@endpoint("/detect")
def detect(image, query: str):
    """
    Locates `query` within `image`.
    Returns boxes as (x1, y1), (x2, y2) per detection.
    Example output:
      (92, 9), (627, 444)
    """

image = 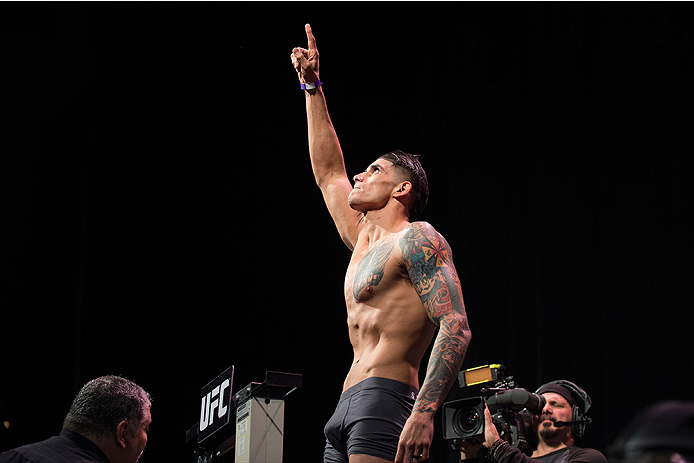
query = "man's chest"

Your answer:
(345, 236), (409, 302)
